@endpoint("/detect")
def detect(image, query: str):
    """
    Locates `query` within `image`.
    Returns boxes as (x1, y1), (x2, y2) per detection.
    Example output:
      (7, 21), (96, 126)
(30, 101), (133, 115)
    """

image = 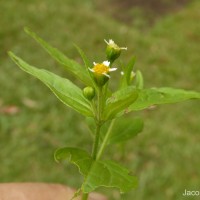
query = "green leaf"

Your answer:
(82, 160), (138, 193)
(24, 27), (93, 86)
(130, 87), (200, 111)
(9, 52), (93, 117)
(104, 87), (138, 120)
(55, 148), (137, 193)
(120, 57), (136, 88)
(135, 70), (144, 89)
(54, 147), (93, 176)
(126, 57), (136, 85)
(74, 44), (91, 69)
(74, 44), (97, 89)
(107, 118), (144, 144)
